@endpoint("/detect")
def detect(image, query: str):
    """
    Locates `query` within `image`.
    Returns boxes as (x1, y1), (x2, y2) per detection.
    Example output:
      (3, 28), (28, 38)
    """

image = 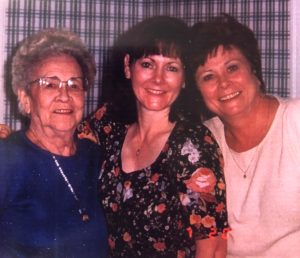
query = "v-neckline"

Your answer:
(120, 121), (179, 174)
